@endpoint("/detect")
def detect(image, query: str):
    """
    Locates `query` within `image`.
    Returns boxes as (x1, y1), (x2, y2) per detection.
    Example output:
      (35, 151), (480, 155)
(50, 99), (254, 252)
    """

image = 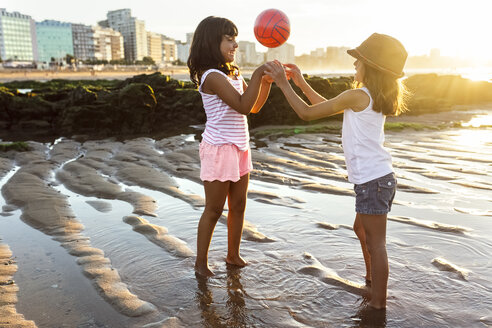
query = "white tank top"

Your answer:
(199, 69), (249, 151)
(342, 87), (393, 184)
